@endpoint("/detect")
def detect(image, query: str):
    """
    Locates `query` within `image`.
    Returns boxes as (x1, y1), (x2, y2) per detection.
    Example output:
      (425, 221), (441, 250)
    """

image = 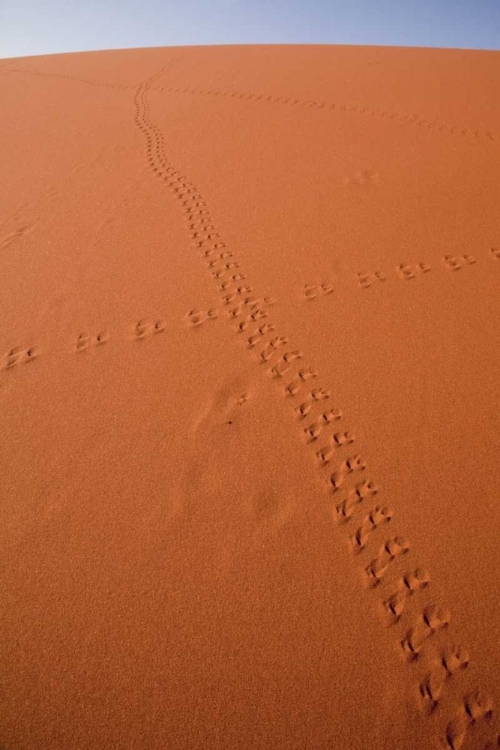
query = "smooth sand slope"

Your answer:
(1, 44), (499, 750)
